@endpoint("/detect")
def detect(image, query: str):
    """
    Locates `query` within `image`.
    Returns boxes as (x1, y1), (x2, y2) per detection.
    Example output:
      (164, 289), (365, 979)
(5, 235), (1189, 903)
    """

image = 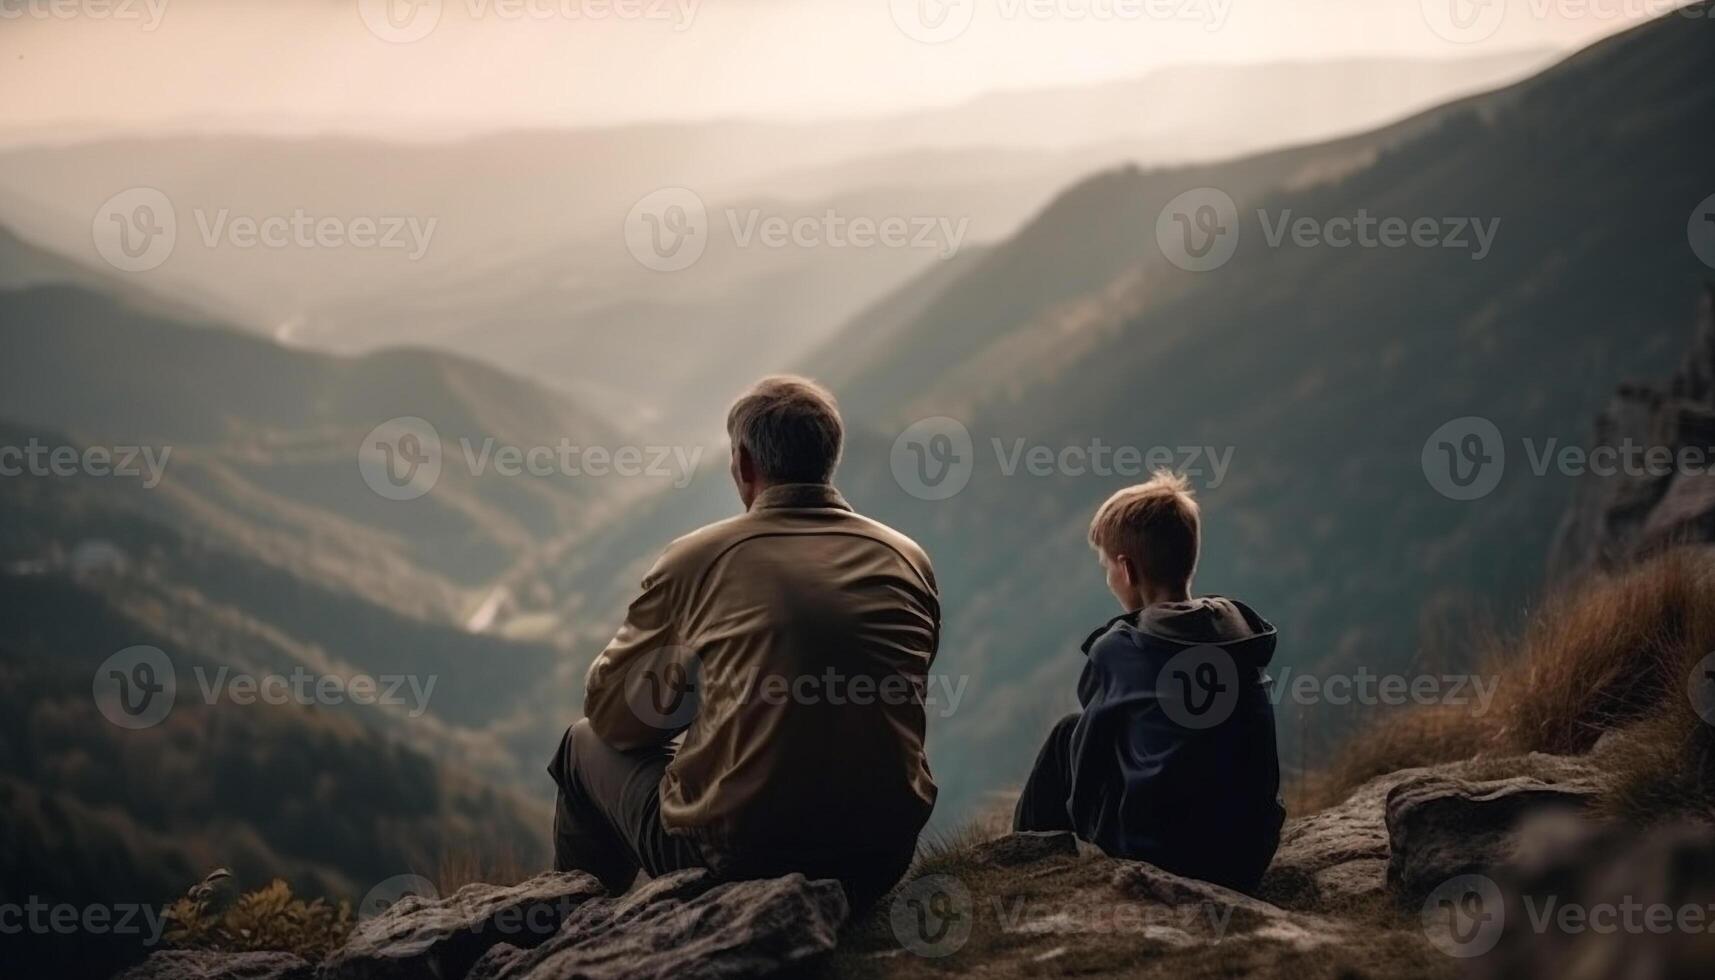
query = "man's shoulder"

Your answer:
(841, 511), (934, 571)
(653, 508), (936, 589)
(652, 513), (753, 576)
